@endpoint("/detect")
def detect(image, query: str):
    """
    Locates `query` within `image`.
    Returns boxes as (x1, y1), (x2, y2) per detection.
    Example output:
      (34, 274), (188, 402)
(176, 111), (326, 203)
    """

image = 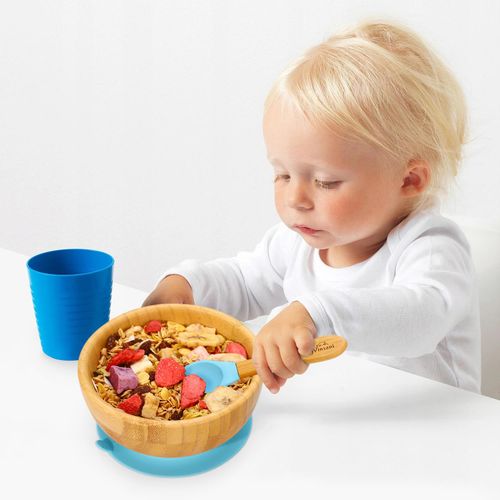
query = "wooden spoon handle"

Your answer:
(236, 335), (348, 379)
(237, 359), (258, 379)
(301, 335), (348, 364)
